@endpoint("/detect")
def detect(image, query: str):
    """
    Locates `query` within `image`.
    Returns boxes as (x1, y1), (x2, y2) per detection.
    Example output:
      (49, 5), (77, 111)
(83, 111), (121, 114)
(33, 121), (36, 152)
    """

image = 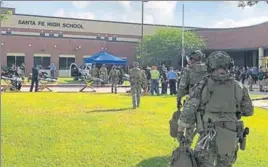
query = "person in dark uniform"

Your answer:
(160, 68), (168, 94)
(30, 65), (40, 92)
